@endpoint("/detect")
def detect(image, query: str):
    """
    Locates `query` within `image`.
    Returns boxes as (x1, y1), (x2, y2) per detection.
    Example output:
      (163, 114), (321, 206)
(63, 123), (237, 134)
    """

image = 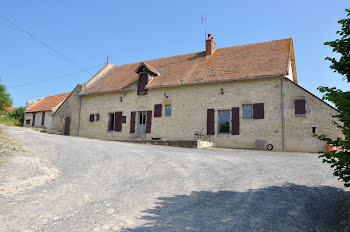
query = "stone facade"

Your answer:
(283, 79), (342, 152)
(24, 111), (53, 129)
(52, 84), (82, 136)
(73, 76), (341, 152)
